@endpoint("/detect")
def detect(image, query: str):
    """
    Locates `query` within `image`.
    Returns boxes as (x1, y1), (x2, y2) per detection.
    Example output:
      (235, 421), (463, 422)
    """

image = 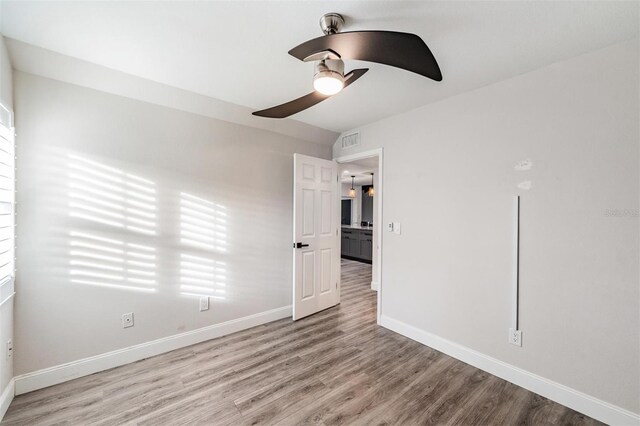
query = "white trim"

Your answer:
(14, 305), (292, 395)
(0, 378), (14, 421)
(380, 315), (640, 426)
(334, 148), (383, 164)
(370, 281), (379, 291)
(335, 148), (384, 325)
